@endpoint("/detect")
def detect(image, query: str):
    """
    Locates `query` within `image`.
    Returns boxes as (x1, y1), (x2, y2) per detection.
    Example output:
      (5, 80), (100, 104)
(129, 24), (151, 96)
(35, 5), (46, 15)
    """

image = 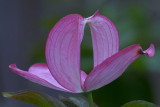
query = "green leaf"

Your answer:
(59, 95), (98, 107)
(2, 90), (66, 107)
(122, 100), (159, 107)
